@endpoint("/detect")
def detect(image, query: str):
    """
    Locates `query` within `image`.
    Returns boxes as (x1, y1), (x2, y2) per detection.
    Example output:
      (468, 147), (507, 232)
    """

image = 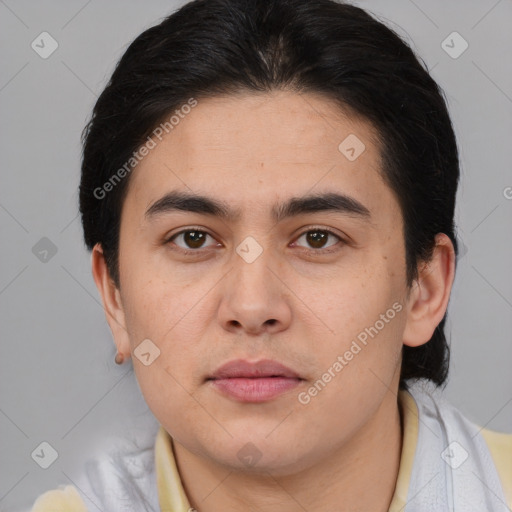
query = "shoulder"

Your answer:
(480, 427), (512, 506)
(30, 485), (88, 512)
(405, 383), (512, 509)
(481, 426), (512, 463)
(29, 416), (161, 511)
